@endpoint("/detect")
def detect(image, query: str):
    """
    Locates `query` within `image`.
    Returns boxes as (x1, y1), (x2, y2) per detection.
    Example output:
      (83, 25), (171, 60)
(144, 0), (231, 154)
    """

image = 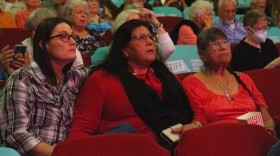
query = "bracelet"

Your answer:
(266, 127), (276, 137)
(154, 23), (163, 30)
(193, 121), (203, 127)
